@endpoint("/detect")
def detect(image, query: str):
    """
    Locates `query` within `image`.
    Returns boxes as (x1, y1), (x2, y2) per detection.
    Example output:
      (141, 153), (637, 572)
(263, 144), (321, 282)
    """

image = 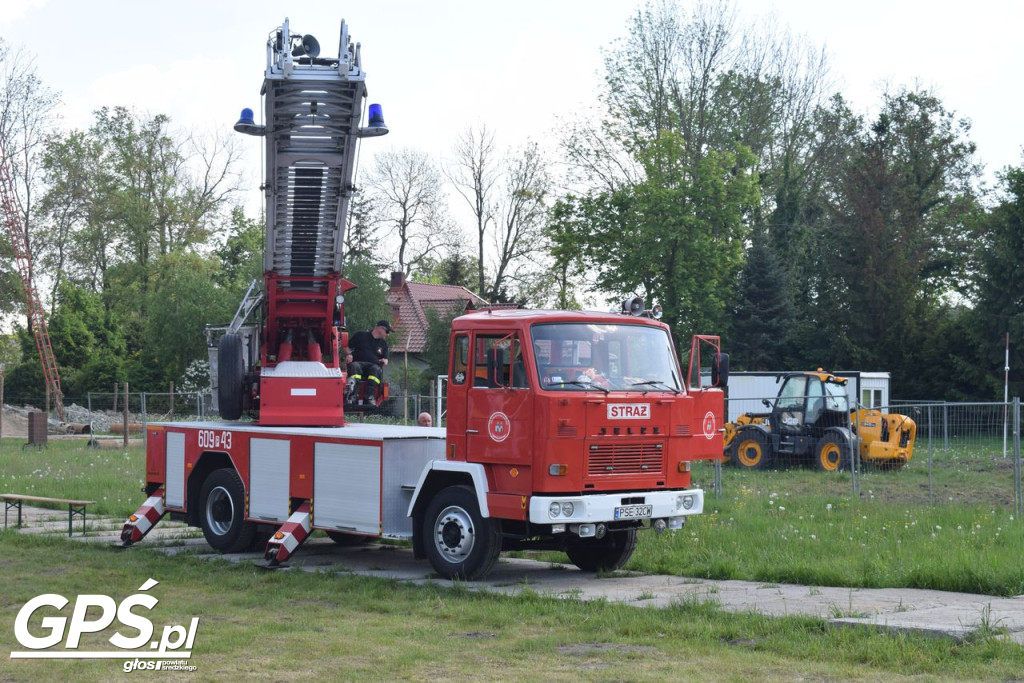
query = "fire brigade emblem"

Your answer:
(487, 412), (511, 442)
(702, 411), (716, 440)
